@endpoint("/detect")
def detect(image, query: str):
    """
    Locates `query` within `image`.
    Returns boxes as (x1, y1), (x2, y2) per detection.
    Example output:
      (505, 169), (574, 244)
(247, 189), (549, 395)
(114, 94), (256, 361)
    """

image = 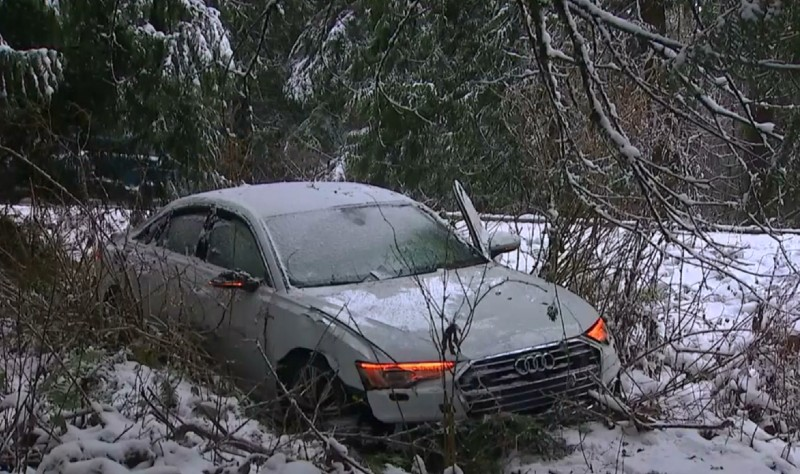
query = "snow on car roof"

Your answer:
(185, 181), (415, 217)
